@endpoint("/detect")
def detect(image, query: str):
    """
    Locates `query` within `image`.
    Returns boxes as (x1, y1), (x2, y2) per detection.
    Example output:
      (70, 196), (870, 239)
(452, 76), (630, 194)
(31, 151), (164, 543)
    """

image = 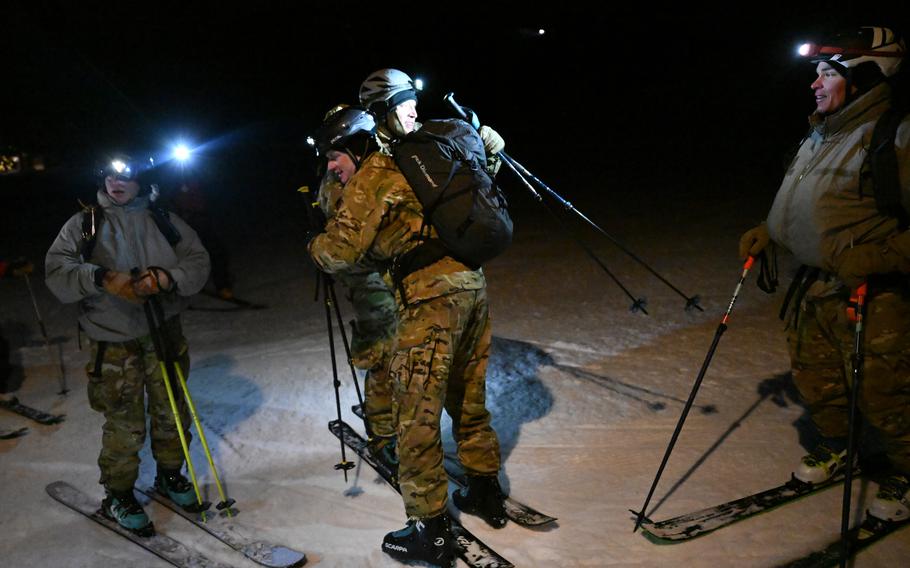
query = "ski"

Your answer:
(139, 487), (307, 568)
(637, 473), (851, 542)
(444, 455), (557, 527)
(46, 481), (232, 568)
(0, 396), (65, 425)
(329, 419), (514, 568)
(199, 290), (267, 310)
(351, 403), (556, 527)
(1, 426), (28, 439)
(781, 515), (910, 567)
